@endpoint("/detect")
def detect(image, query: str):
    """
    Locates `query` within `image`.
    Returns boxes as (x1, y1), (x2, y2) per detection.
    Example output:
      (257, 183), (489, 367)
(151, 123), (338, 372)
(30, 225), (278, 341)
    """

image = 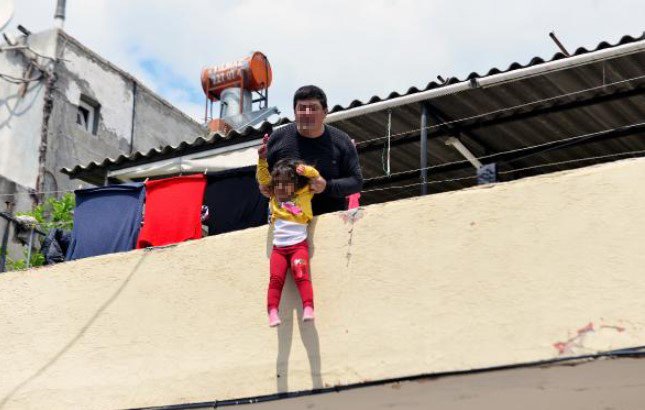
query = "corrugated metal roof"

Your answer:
(327, 32), (645, 114)
(62, 118), (290, 185)
(326, 32), (645, 205)
(64, 32), (645, 201)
